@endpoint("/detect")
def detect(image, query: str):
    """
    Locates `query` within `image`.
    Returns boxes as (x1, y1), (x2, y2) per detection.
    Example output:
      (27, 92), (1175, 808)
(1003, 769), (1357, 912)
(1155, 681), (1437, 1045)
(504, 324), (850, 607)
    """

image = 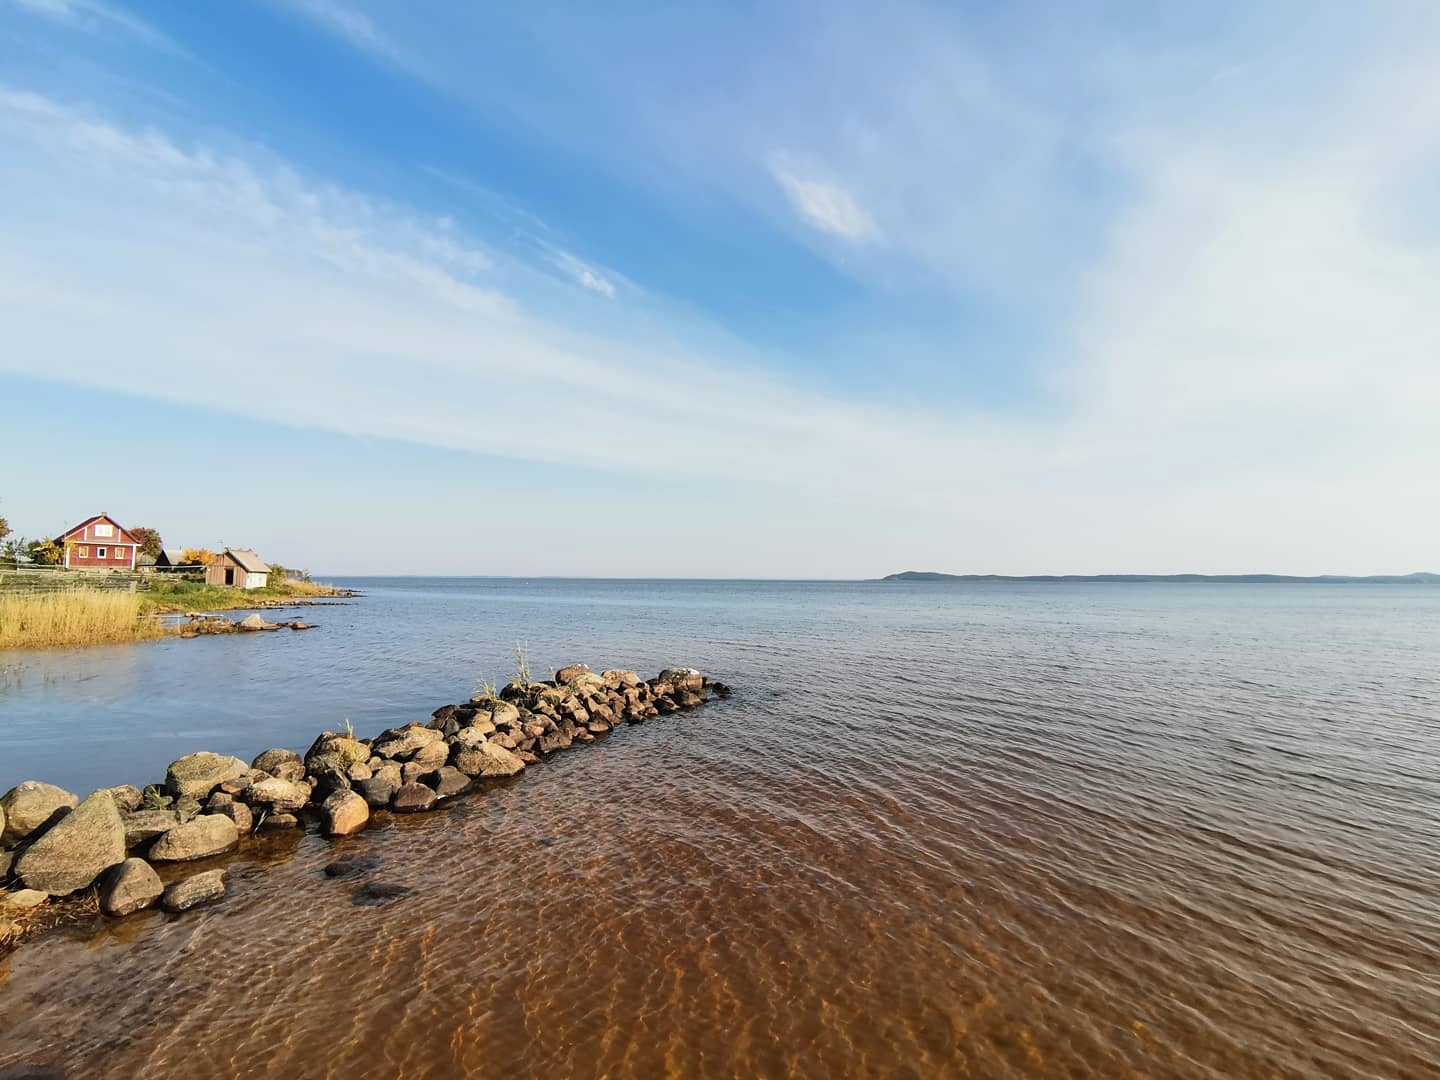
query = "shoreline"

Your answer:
(0, 664), (728, 953)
